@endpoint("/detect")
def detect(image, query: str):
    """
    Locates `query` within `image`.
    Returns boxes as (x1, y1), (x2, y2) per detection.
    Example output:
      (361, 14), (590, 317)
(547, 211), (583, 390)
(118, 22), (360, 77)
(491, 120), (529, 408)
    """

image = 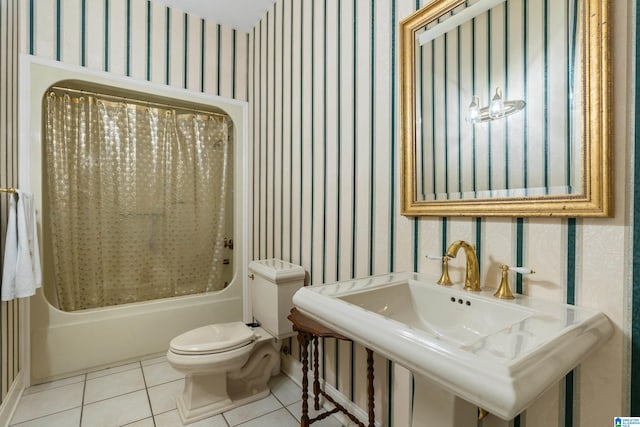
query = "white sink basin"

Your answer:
(292, 272), (613, 420)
